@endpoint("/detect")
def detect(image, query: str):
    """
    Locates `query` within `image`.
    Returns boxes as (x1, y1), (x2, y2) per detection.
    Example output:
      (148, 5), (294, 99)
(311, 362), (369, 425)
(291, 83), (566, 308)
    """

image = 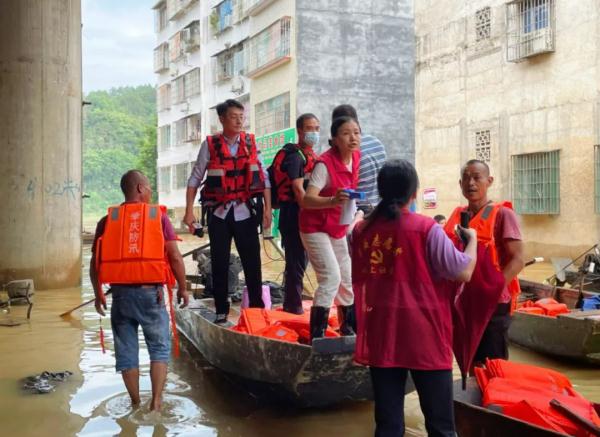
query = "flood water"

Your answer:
(0, 237), (599, 437)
